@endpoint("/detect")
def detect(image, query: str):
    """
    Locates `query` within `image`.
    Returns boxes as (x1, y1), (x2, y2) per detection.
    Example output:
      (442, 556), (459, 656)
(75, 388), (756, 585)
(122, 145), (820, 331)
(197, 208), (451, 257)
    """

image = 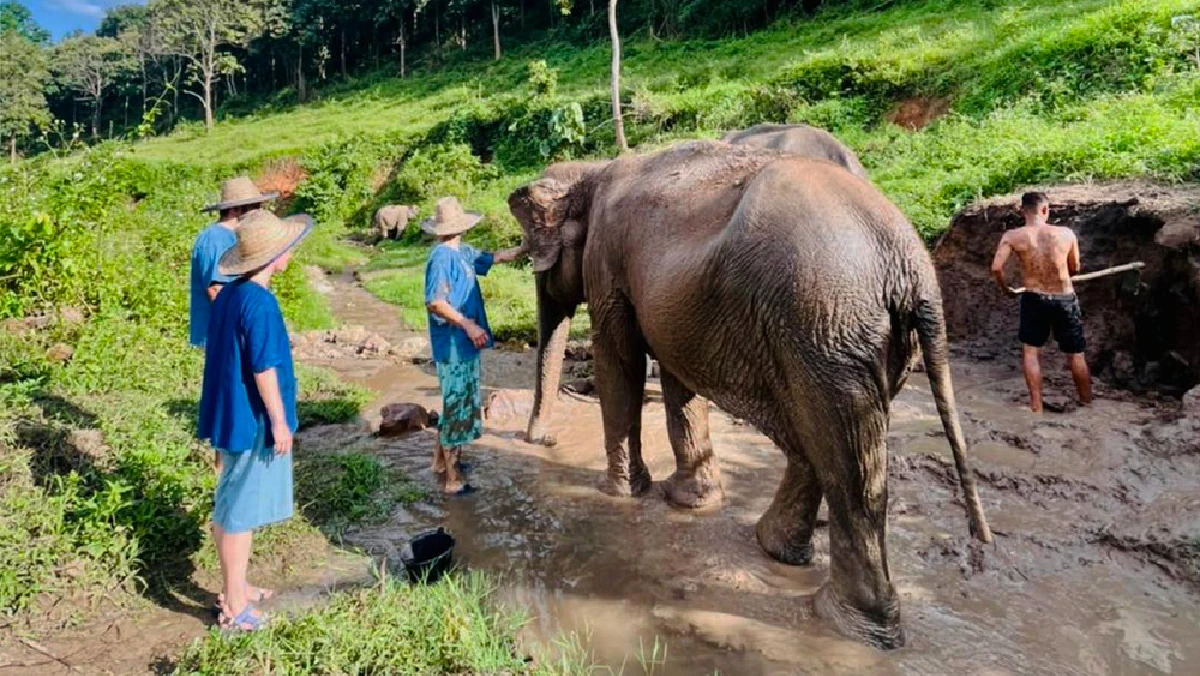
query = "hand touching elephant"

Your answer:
(508, 140), (991, 649)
